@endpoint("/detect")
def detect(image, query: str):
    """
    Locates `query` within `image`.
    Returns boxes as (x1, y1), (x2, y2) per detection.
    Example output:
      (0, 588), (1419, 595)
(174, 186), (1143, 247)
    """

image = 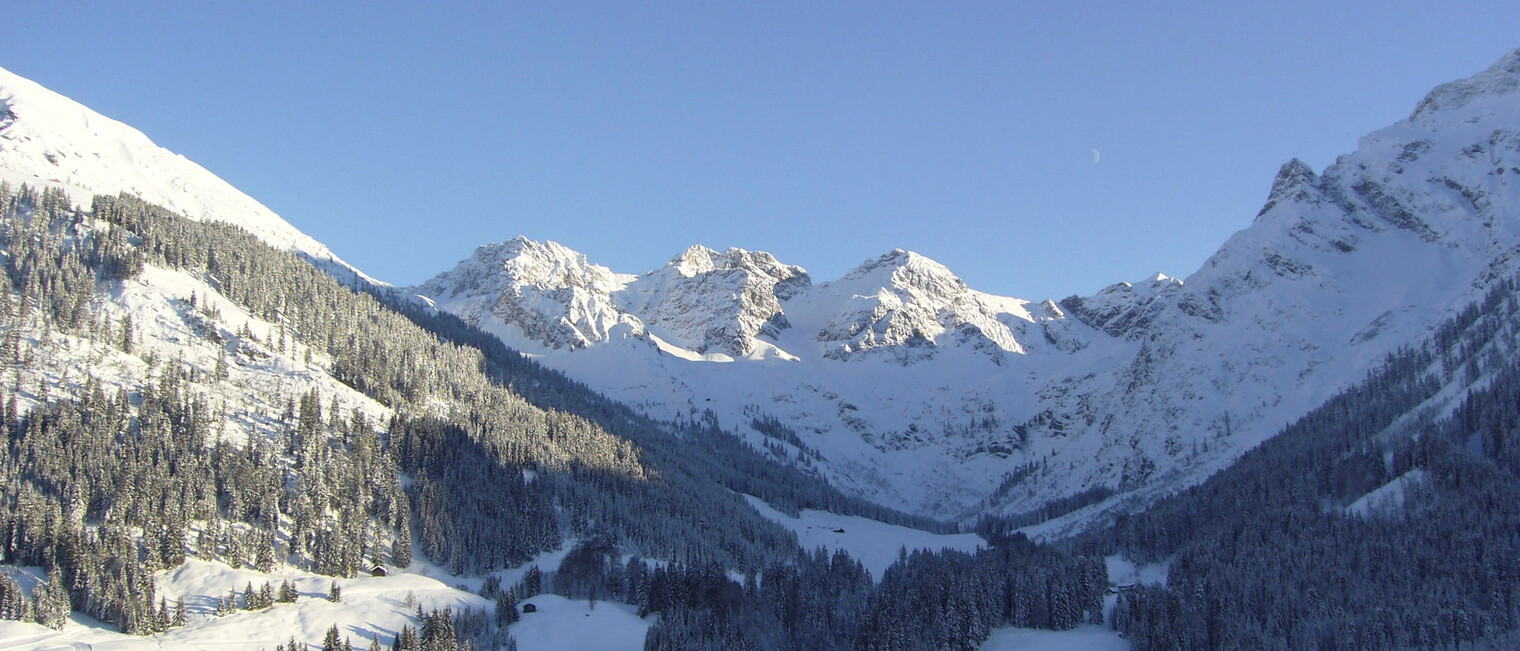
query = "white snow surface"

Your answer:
(1104, 555), (1171, 588)
(0, 559), (495, 650)
(0, 552), (653, 651)
(980, 624), (1130, 651)
(416, 48), (1520, 527)
(1345, 469), (1428, 518)
(0, 64), (373, 285)
(742, 495), (985, 580)
(509, 594), (651, 651)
